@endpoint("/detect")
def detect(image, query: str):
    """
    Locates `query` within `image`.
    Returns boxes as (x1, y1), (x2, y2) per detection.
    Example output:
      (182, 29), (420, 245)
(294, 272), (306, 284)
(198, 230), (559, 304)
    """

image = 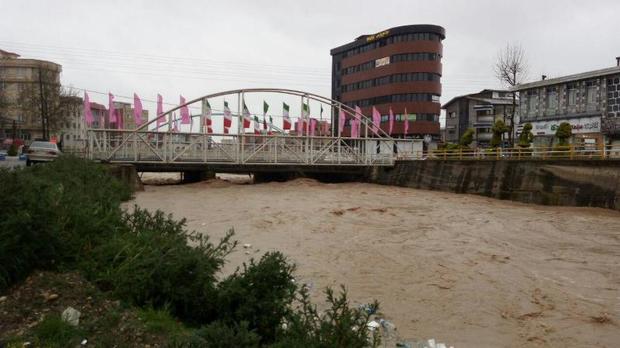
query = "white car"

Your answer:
(26, 141), (61, 165)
